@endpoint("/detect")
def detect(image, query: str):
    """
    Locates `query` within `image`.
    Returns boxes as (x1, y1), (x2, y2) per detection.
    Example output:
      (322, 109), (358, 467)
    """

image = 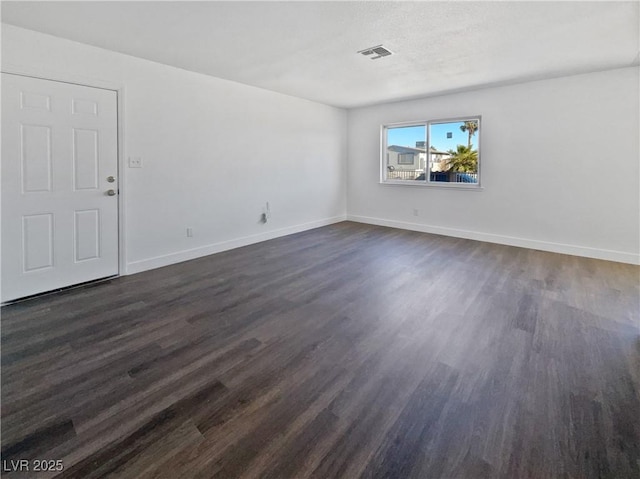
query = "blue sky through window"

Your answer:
(431, 122), (476, 151)
(387, 122), (477, 152)
(387, 125), (425, 149)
